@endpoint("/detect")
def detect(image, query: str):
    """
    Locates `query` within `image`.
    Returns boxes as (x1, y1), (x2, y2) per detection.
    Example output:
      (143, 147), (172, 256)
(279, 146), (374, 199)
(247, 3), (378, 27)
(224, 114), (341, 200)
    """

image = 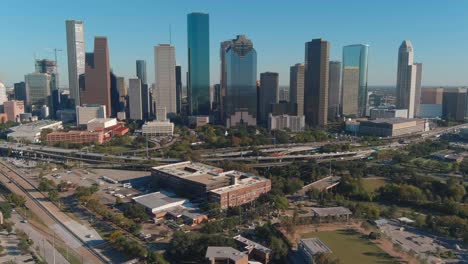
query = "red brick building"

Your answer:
(47, 131), (104, 145)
